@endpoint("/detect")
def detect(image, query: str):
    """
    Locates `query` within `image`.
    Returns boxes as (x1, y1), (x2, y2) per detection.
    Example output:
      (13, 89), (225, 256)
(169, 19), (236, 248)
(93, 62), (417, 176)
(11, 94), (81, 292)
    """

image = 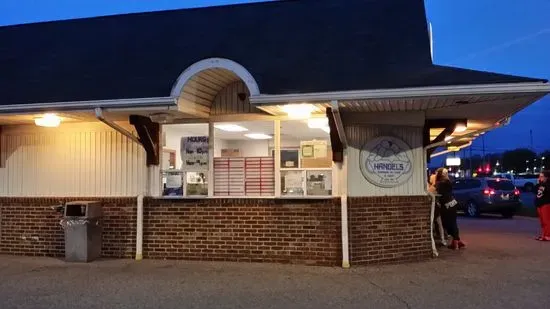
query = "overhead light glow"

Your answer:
(282, 104), (315, 119)
(444, 136), (453, 142)
(244, 133), (272, 140)
(454, 122), (467, 133)
(34, 113), (61, 128)
(307, 118), (328, 129)
(214, 124), (248, 132)
(321, 126), (330, 133)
